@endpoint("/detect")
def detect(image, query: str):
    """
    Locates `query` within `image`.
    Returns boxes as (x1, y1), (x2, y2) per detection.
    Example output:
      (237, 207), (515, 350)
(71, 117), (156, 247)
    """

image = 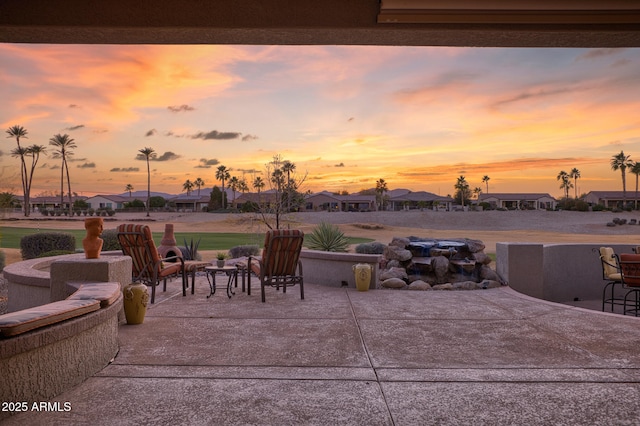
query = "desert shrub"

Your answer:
(307, 222), (349, 252)
(36, 250), (76, 258)
(355, 242), (386, 254)
(592, 204), (606, 212)
(240, 201), (259, 213)
(352, 223), (384, 230)
(574, 200), (589, 212)
(20, 232), (76, 260)
(181, 238), (202, 261)
(228, 244), (260, 258)
(124, 199), (145, 209)
(101, 229), (122, 251)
